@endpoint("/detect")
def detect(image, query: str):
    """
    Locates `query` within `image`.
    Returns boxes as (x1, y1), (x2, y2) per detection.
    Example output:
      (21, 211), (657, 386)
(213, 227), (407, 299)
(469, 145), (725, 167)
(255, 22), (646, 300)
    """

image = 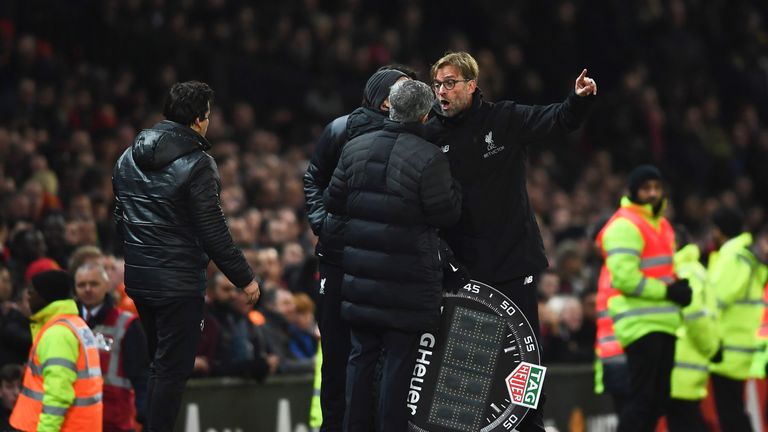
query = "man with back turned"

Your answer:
(325, 79), (462, 432)
(112, 81), (260, 431)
